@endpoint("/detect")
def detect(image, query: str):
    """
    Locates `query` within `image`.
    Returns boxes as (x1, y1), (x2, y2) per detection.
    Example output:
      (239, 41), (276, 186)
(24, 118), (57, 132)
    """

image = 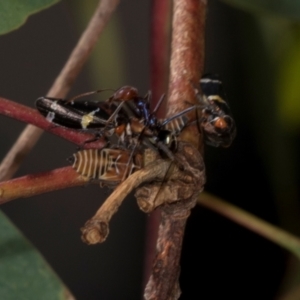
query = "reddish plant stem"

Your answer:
(167, 0), (205, 116)
(144, 207), (191, 300)
(0, 97), (105, 149)
(144, 0), (207, 299)
(143, 0), (172, 288)
(0, 0), (119, 181)
(0, 167), (85, 204)
(151, 0), (171, 108)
